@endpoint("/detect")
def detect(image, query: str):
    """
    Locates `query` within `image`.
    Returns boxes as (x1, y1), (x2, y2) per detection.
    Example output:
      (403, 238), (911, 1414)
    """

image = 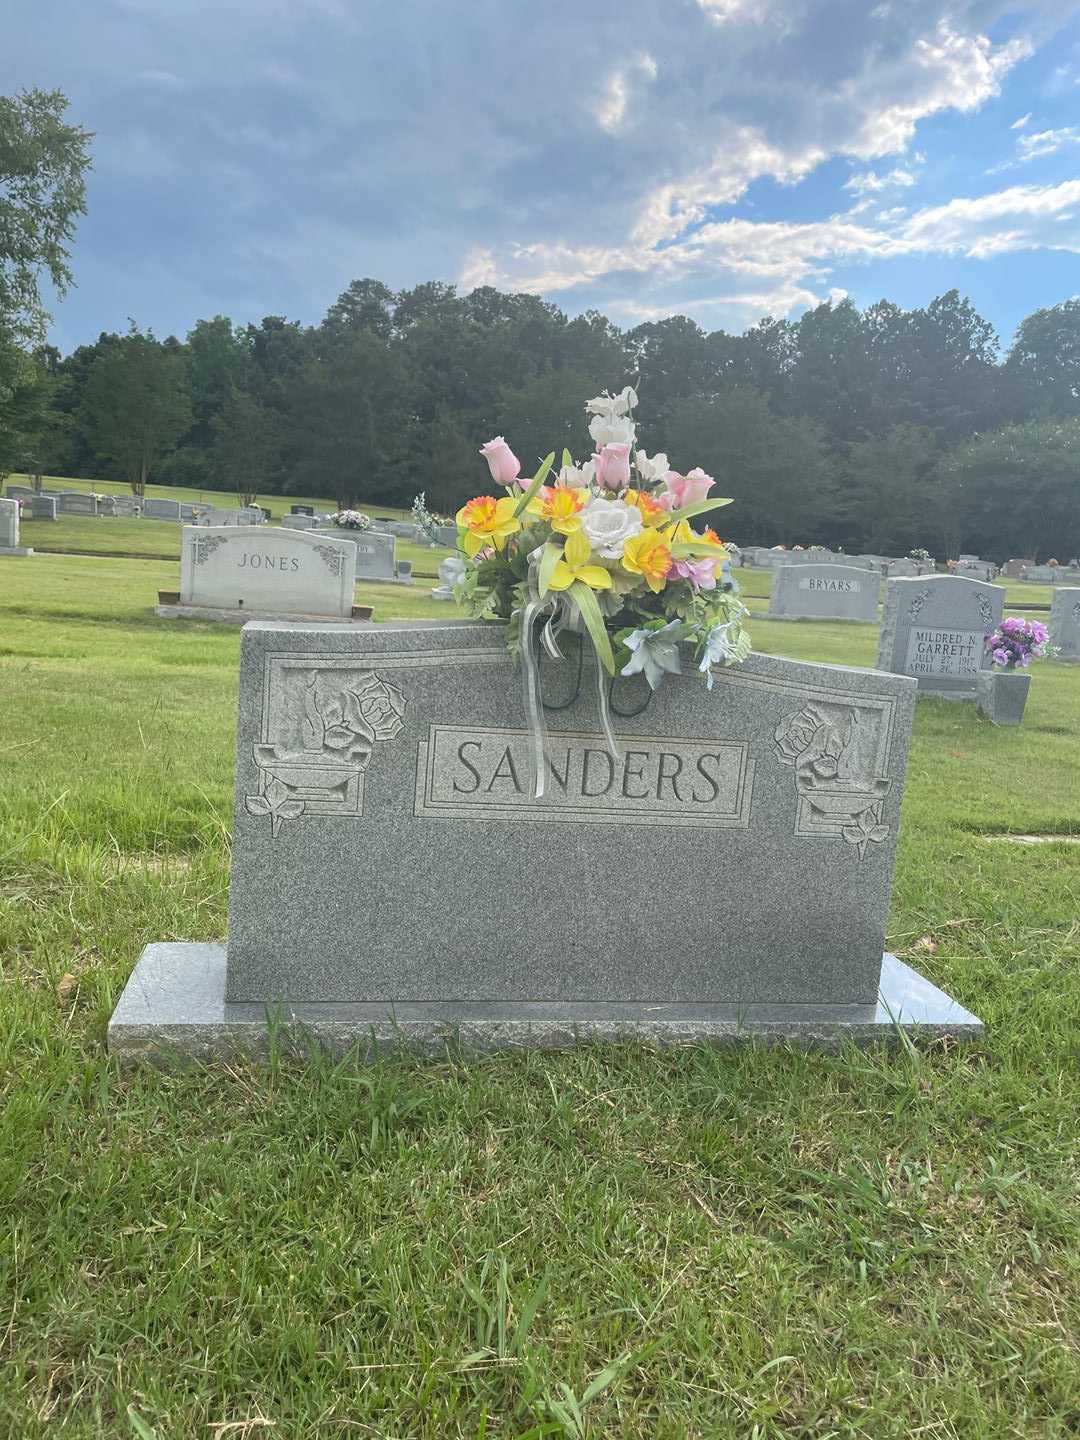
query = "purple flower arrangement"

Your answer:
(985, 616), (1051, 669)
